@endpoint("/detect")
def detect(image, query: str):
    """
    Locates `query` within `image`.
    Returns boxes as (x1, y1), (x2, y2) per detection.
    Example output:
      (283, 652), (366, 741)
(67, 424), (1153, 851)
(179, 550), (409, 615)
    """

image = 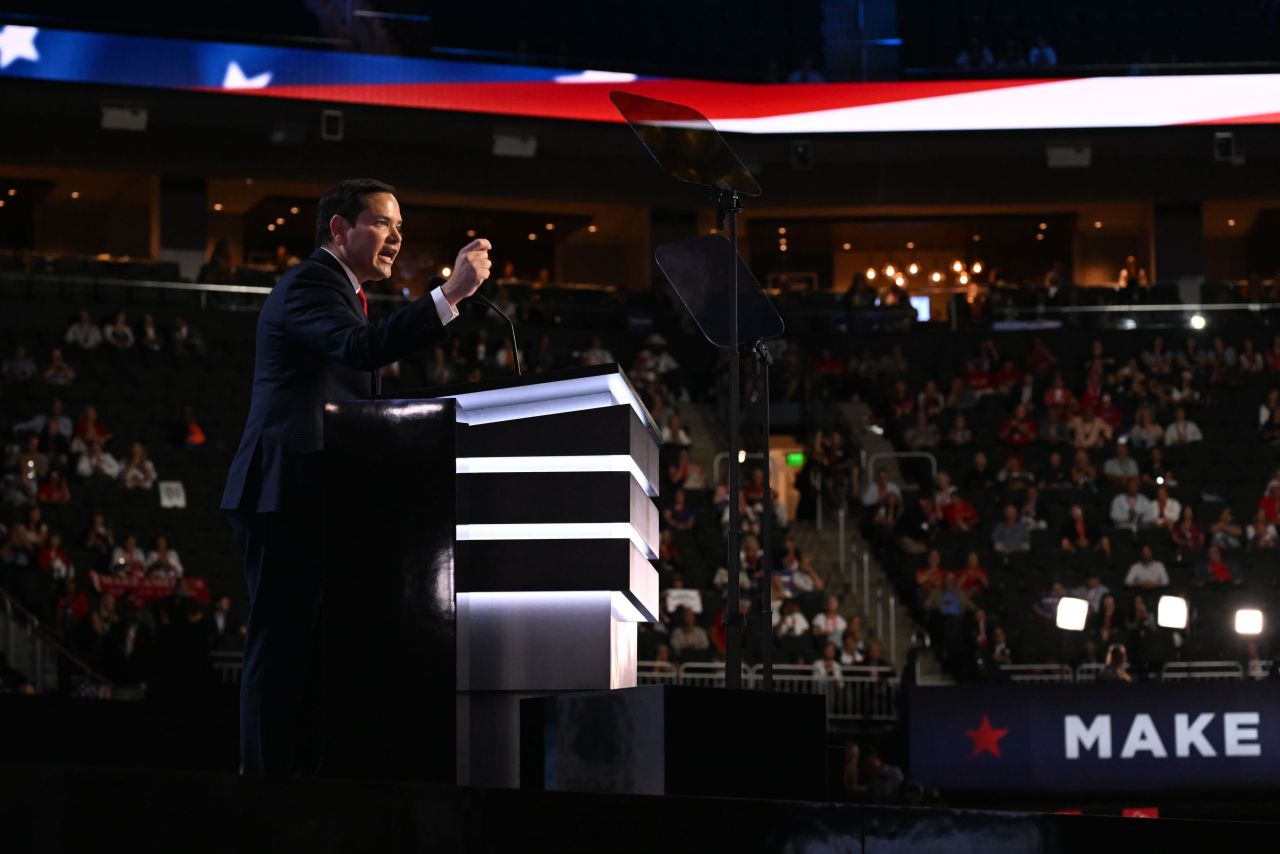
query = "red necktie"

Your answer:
(357, 288), (368, 318)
